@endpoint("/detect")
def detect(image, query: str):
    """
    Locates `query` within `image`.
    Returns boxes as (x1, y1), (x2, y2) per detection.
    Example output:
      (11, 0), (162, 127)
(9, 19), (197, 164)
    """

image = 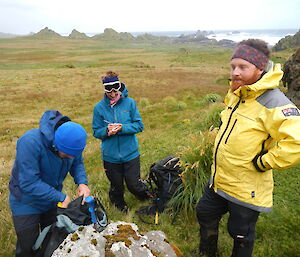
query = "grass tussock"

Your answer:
(170, 129), (218, 217)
